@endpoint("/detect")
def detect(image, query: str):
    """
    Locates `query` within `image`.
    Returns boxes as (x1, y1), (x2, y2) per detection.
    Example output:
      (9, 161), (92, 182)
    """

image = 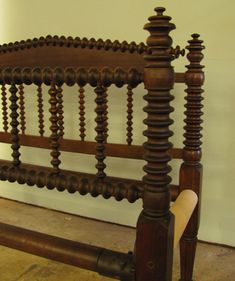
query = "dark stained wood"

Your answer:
(0, 221), (101, 271)
(1, 84), (8, 132)
(0, 132), (183, 160)
(0, 37), (185, 83)
(9, 84), (21, 166)
(57, 86), (64, 137)
(135, 8), (175, 281)
(37, 84), (44, 136)
(0, 6), (203, 281)
(18, 84), (26, 134)
(78, 87), (86, 141)
(126, 86), (133, 145)
(0, 67), (143, 88)
(103, 89), (108, 142)
(0, 159), (179, 202)
(0, 222), (134, 280)
(179, 33), (205, 281)
(94, 85), (107, 180)
(48, 84), (61, 173)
